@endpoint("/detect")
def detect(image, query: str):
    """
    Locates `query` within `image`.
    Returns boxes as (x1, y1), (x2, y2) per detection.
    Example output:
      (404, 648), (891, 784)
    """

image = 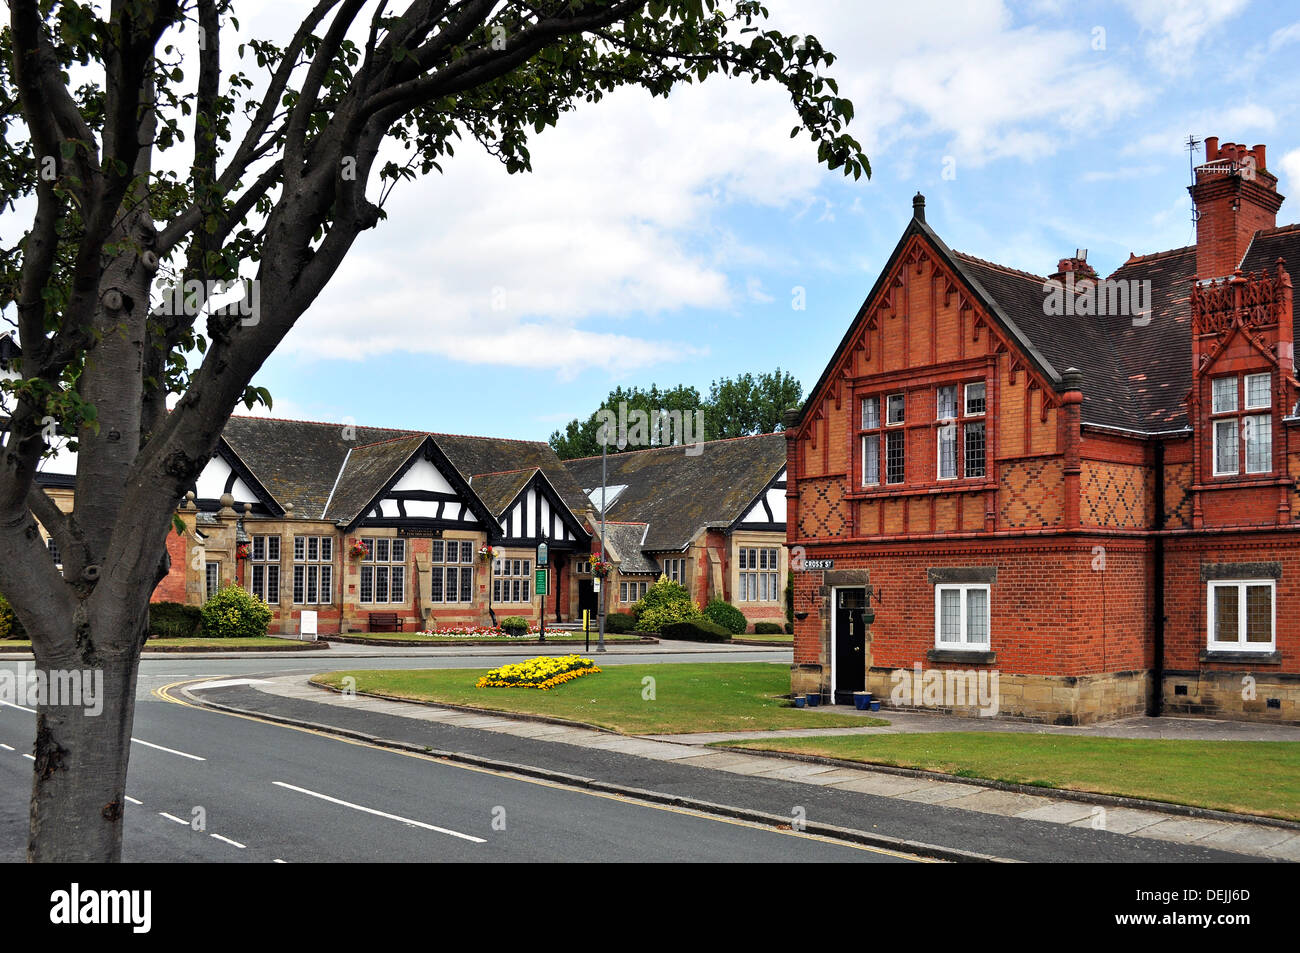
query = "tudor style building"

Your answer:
(788, 137), (1299, 725)
(565, 434), (789, 629)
